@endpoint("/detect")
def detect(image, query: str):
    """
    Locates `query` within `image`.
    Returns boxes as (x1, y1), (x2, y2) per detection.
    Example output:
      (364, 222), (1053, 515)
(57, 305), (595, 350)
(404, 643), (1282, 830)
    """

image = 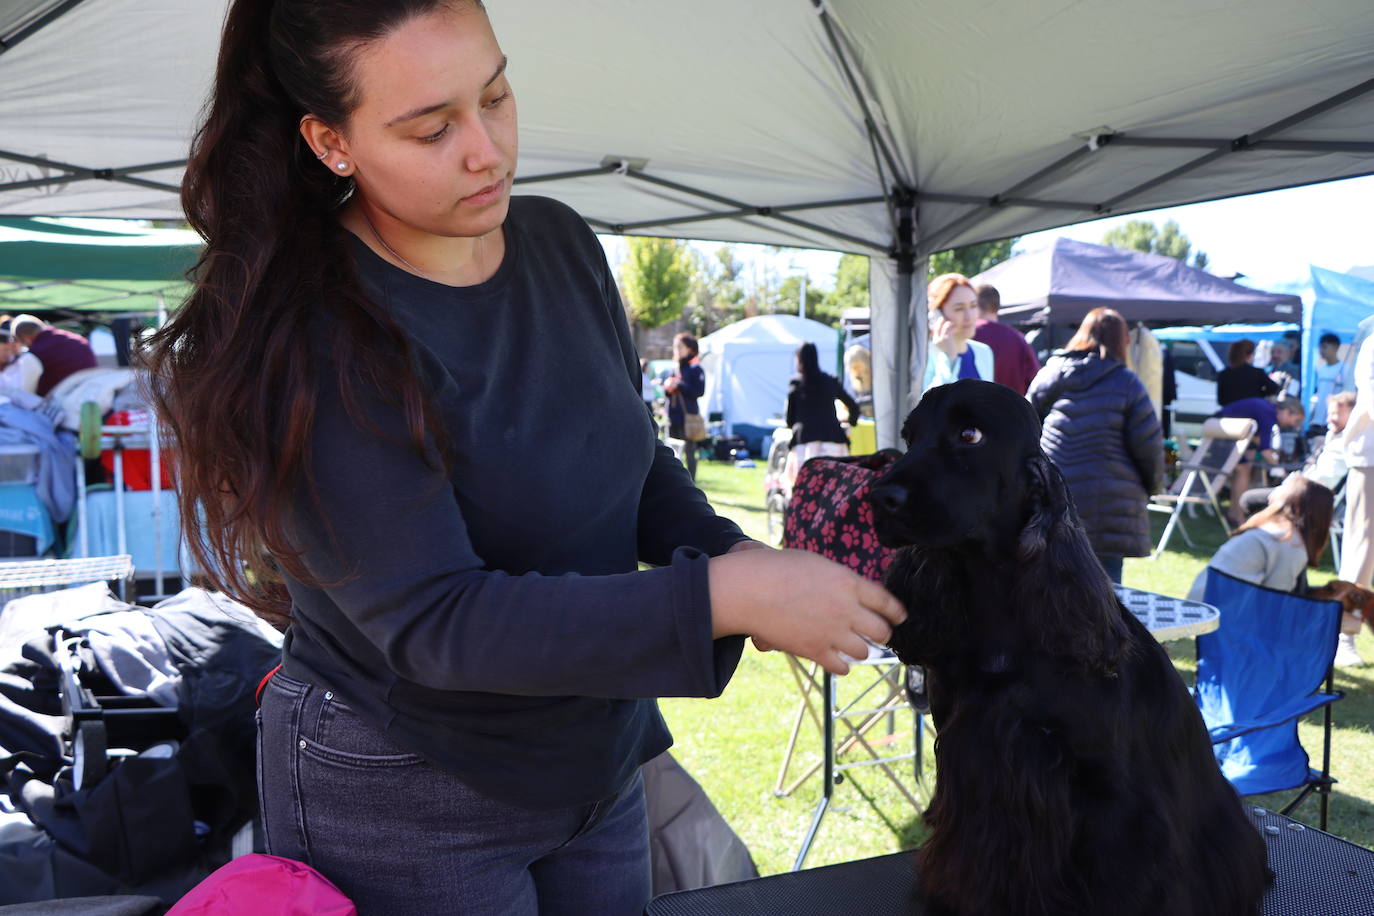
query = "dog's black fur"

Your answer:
(869, 380), (1268, 916)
